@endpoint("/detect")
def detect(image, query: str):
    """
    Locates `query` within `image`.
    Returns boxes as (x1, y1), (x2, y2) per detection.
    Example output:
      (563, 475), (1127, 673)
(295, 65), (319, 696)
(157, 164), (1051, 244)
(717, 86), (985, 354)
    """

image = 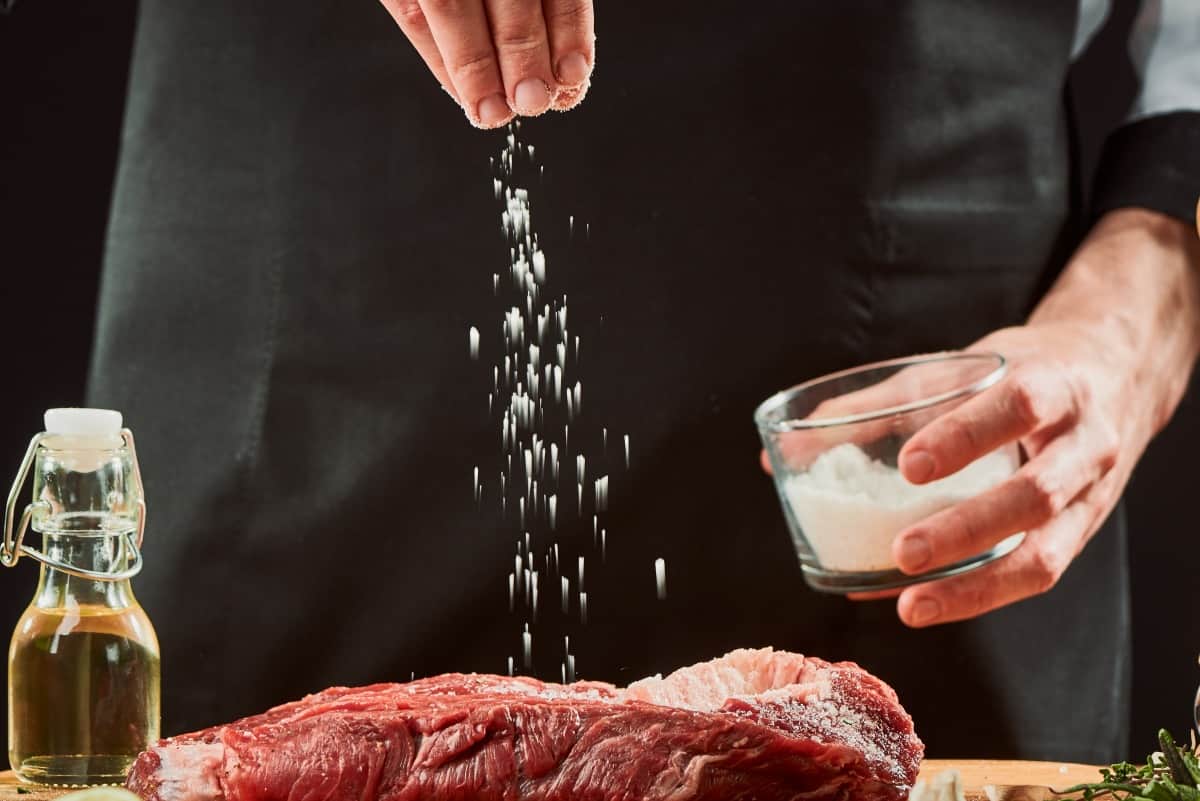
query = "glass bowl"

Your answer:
(754, 352), (1023, 594)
